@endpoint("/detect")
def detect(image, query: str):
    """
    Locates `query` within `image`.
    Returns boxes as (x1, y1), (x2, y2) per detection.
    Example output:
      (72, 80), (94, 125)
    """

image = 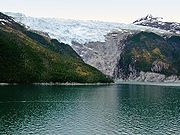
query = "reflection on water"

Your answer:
(0, 84), (180, 134)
